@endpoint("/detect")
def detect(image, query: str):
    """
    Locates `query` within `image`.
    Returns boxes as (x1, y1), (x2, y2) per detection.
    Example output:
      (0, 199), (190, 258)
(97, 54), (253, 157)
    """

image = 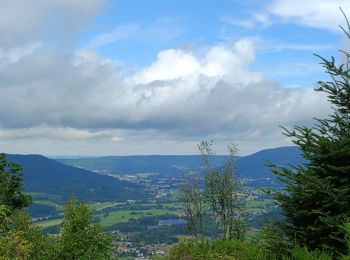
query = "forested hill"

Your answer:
(236, 146), (304, 178)
(5, 154), (149, 202)
(58, 146), (304, 179)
